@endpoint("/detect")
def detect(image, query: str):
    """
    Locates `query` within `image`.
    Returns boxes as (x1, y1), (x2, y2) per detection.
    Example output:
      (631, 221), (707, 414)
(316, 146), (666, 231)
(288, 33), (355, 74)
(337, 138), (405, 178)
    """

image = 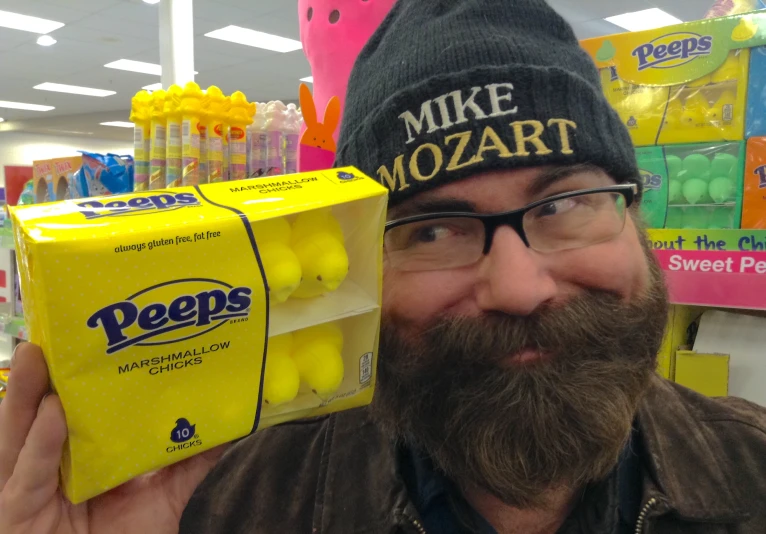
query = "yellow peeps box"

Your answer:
(581, 12), (766, 146)
(675, 350), (730, 397)
(10, 167), (387, 504)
